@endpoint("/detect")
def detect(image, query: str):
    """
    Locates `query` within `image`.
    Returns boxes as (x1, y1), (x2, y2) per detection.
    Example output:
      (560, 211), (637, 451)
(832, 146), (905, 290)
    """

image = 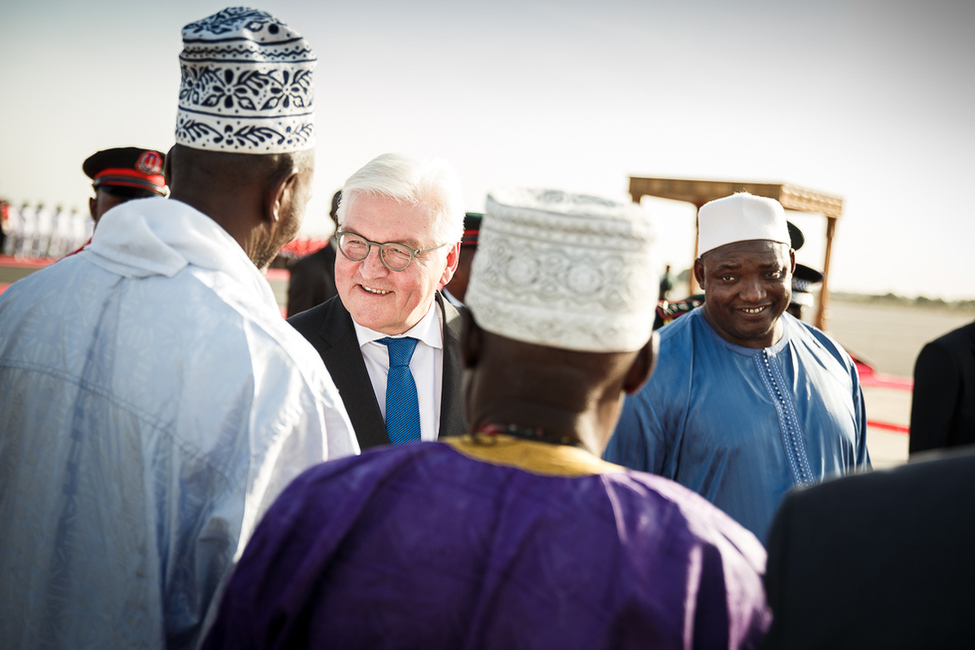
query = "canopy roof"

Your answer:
(628, 177), (843, 330)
